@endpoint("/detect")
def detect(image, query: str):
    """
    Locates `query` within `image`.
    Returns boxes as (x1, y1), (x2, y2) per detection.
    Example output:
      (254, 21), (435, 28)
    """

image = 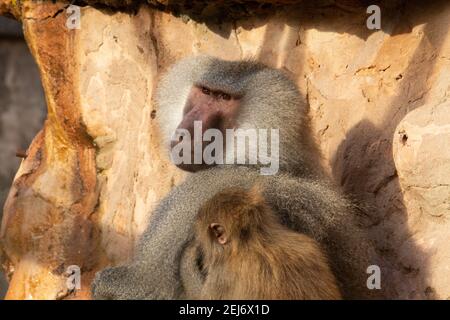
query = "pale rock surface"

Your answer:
(393, 100), (450, 299)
